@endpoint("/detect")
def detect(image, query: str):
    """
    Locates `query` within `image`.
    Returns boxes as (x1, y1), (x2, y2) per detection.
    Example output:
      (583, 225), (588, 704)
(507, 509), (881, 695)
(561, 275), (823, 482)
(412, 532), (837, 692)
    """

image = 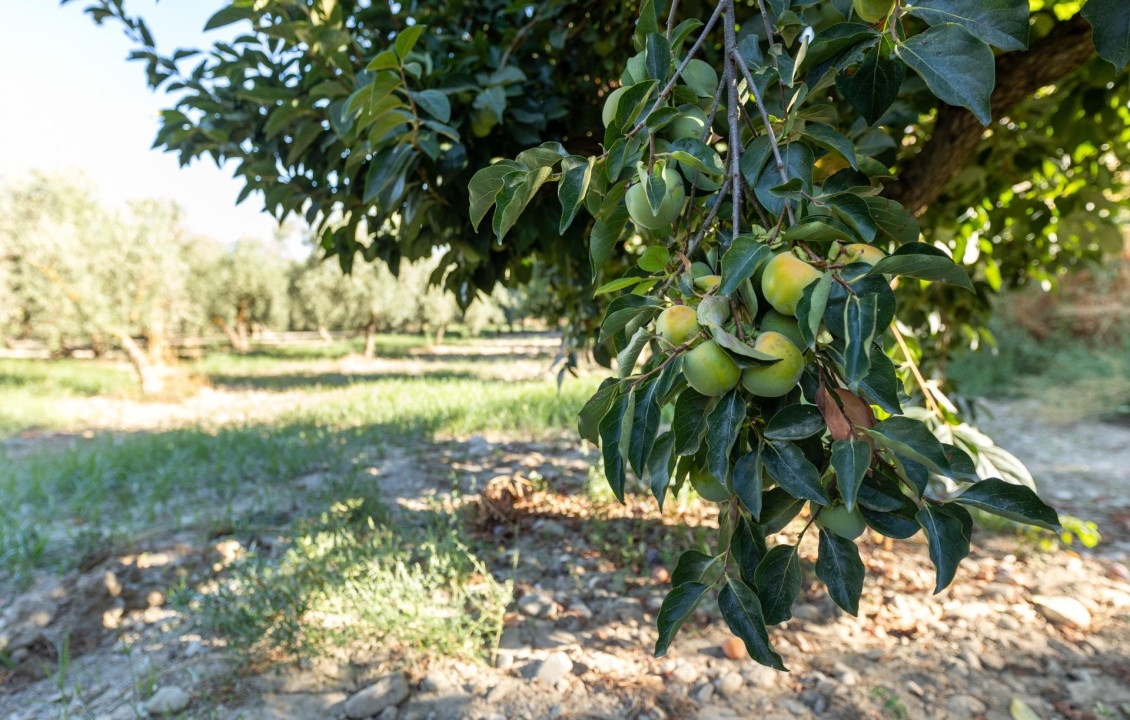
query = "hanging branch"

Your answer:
(723, 0), (743, 238)
(731, 45), (795, 225)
